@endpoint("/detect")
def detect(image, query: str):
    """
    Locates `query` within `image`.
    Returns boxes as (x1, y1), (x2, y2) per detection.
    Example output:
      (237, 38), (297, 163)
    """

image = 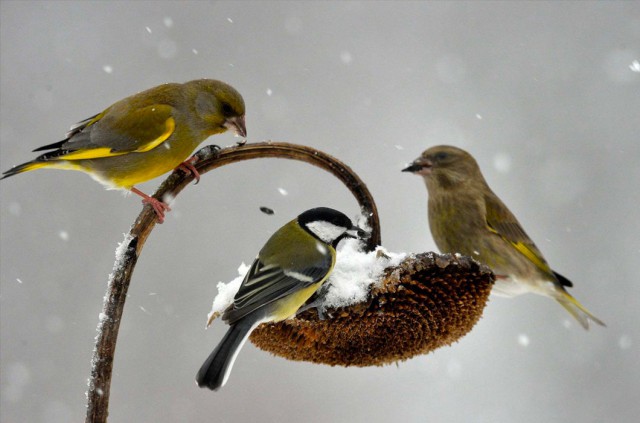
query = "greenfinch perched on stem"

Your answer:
(1, 79), (246, 223)
(403, 145), (604, 329)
